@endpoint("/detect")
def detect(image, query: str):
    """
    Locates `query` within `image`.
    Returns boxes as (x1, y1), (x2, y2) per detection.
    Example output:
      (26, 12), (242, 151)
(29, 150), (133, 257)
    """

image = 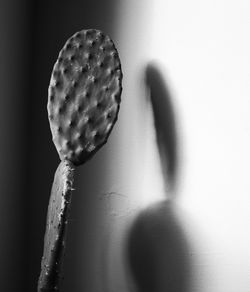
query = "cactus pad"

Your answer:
(48, 29), (122, 166)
